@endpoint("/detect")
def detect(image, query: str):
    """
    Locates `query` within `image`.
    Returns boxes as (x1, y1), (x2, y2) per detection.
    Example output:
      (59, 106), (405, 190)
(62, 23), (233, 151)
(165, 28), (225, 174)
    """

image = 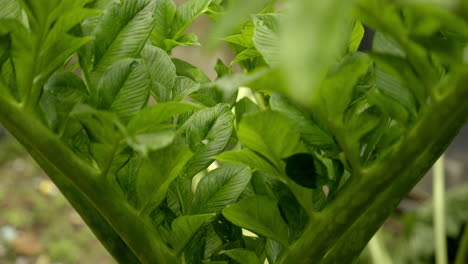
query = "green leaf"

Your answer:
(92, 0), (156, 76)
(366, 72), (412, 124)
(235, 97), (260, 123)
(220, 249), (263, 264)
(41, 34), (93, 80)
(125, 129), (176, 157)
(224, 21), (255, 48)
(372, 32), (405, 57)
(163, 33), (200, 51)
(204, 225), (223, 259)
(253, 14), (280, 67)
(172, 0), (212, 39)
(0, 35), (10, 67)
(150, 0), (177, 49)
(0, 19), (34, 99)
(136, 145), (193, 212)
(216, 149), (278, 177)
(172, 58), (211, 83)
(283, 153), (327, 189)
(151, 0), (212, 52)
(41, 72), (88, 132)
(71, 104), (128, 173)
(171, 213), (215, 253)
(71, 104), (125, 145)
(270, 93), (336, 151)
(222, 195), (289, 246)
(349, 21), (365, 52)
(214, 59), (230, 78)
(209, 0), (273, 44)
(0, 0), (22, 19)
(178, 104), (234, 178)
(370, 52), (422, 110)
(127, 102), (202, 134)
(173, 76), (201, 101)
(140, 45), (176, 102)
(96, 59), (151, 123)
(192, 164), (252, 214)
(231, 48), (262, 67)
(280, 0), (354, 106)
(313, 52), (372, 126)
(204, 69), (269, 103)
(237, 110), (303, 168)
(266, 239), (282, 264)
